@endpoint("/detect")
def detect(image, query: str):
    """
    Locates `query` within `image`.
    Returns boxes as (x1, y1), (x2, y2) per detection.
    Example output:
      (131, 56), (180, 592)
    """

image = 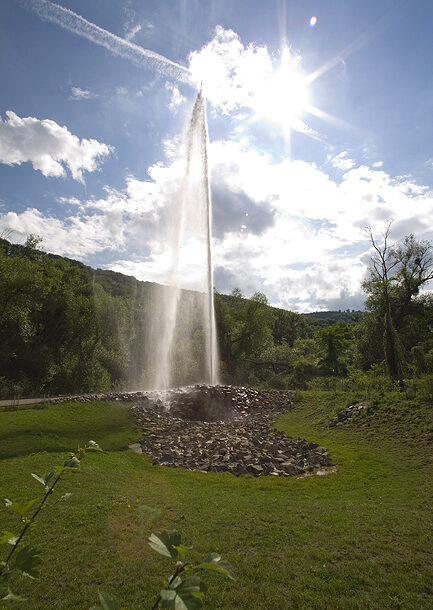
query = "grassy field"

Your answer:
(0, 393), (432, 609)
